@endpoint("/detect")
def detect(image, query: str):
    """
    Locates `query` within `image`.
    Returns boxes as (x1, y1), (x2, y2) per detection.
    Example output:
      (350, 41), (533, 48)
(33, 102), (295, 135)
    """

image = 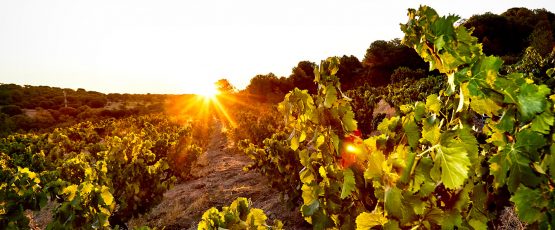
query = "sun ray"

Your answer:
(211, 97), (237, 128)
